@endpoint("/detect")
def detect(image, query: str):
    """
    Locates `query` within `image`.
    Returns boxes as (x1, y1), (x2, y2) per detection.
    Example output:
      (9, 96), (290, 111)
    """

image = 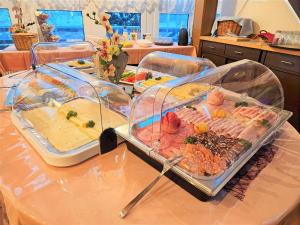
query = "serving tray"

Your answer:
(115, 109), (292, 196)
(11, 99), (124, 167)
